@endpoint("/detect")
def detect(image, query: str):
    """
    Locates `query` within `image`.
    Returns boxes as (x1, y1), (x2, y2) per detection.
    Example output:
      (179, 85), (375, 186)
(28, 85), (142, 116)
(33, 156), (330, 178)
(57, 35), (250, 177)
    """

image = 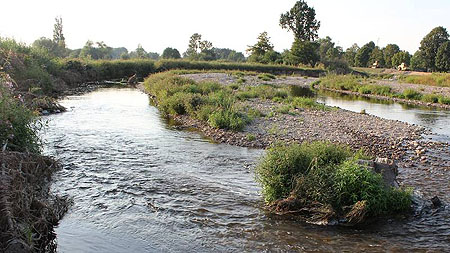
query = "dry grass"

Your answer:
(0, 152), (69, 252)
